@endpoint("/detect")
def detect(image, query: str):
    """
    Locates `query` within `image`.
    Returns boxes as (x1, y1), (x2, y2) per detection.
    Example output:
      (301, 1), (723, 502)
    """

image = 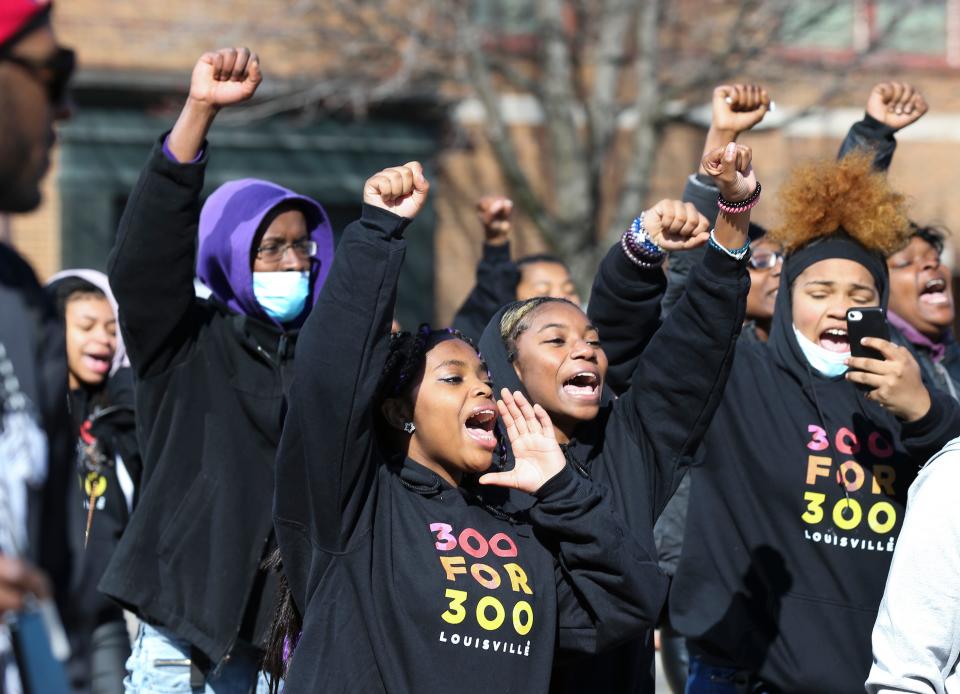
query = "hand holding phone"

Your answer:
(845, 309), (932, 421)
